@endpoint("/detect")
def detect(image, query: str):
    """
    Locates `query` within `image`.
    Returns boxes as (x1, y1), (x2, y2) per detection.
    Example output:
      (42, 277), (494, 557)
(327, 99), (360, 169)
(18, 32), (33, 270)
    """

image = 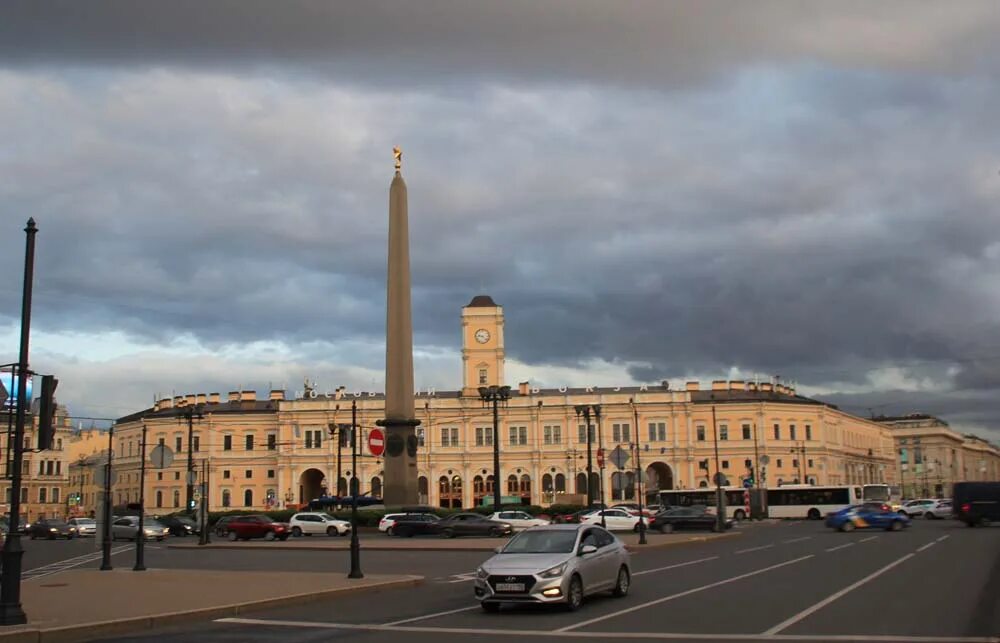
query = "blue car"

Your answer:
(825, 503), (910, 532)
